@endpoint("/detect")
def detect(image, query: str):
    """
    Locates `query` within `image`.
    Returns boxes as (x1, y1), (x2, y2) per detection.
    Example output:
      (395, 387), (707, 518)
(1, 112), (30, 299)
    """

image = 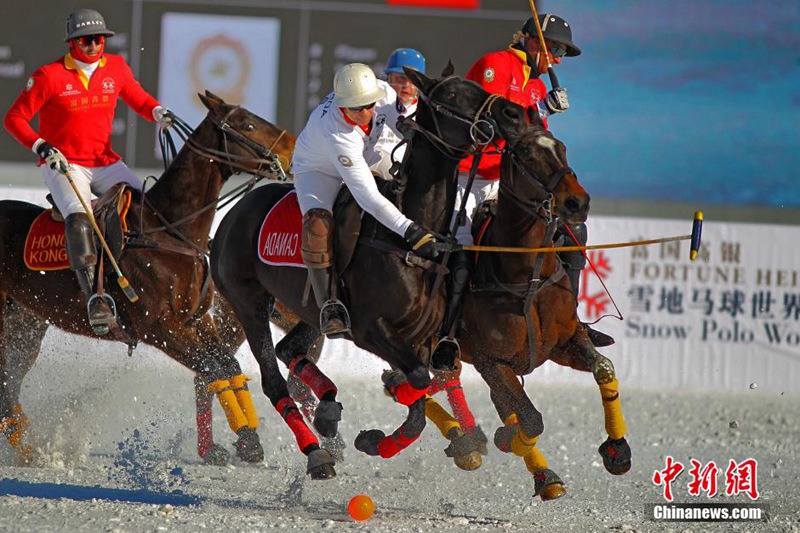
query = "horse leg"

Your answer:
(424, 395), (482, 471)
(0, 299), (48, 464)
(226, 287), (335, 479)
(429, 363), (488, 454)
(477, 360), (566, 501)
(274, 321), (346, 460)
(552, 340), (631, 475)
(354, 363), (429, 459)
(163, 316), (264, 465)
